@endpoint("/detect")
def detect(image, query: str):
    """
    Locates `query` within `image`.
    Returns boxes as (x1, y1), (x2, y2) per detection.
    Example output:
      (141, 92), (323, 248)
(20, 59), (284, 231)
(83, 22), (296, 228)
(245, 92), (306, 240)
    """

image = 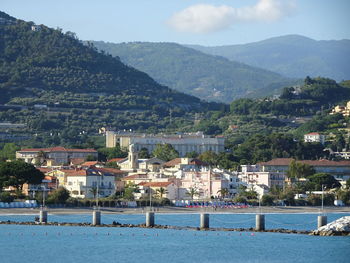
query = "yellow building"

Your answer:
(330, 101), (350, 117)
